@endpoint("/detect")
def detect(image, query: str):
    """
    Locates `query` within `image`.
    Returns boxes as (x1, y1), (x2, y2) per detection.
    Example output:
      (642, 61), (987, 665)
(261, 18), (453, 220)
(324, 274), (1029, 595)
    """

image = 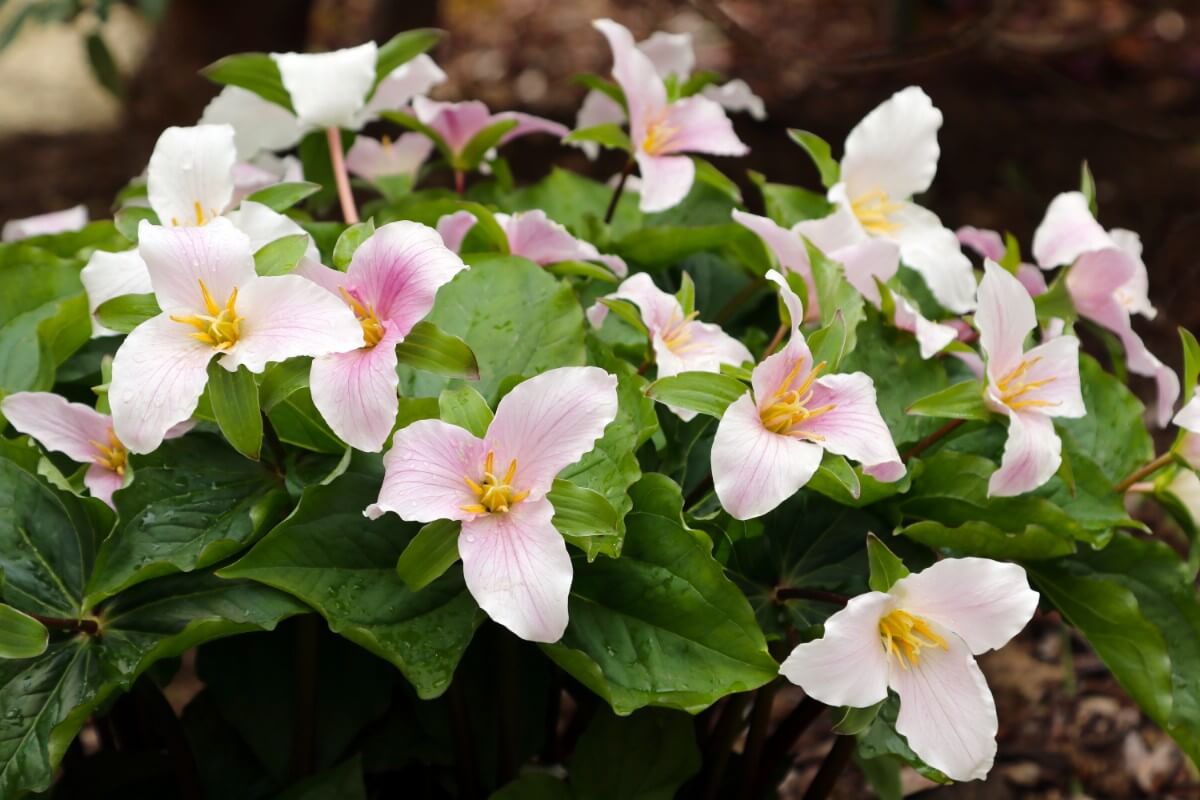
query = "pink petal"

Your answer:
(732, 211), (817, 314)
(1016, 264), (1048, 297)
(485, 367), (619, 500)
(494, 111), (569, 145)
(1108, 229), (1156, 319)
(634, 152), (695, 213)
(293, 256), (348, 296)
(890, 629), (998, 782)
(412, 97), (492, 156)
(137, 217), (256, 315)
(976, 260), (1036, 383)
(1014, 336), (1085, 418)
(219, 274), (365, 373)
(346, 221), (467, 334)
(712, 393), (824, 520)
(80, 248), (152, 337)
(654, 96), (748, 157)
(572, 91), (626, 159)
(587, 272), (682, 333)
(1032, 191), (1112, 269)
(1, 205), (87, 242)
(368, 418), (487, 521)
(1066, 247), (1138, 303)
(1, 392), (112, 463)
(435, 210), (478, 253)
(199, 86), (304, 160)
(678, 321), (753, 370)
(1176, 395), (1200, 434)
(956, 226), (1005, 261)
(988, 409), (1061, 497)
(750, 270), (814, 404)
(502, 210), (625, 275)
(310, 324), (405, 453)
(891, 558), (1039, 655)
(835, 239), (900, 307)
(778, 591), (892, 707)
(84, 463), (124, 508)
(892, 297), (956, 359)
(346, 134), (433, 181)
(802, 373), (904, 479)
(841, 86), (942, 201)
(110, 314), (216, 454)
(459, 497), (572, 642)
(593, 19), (667, 145)
(147, 124), (237, 227)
